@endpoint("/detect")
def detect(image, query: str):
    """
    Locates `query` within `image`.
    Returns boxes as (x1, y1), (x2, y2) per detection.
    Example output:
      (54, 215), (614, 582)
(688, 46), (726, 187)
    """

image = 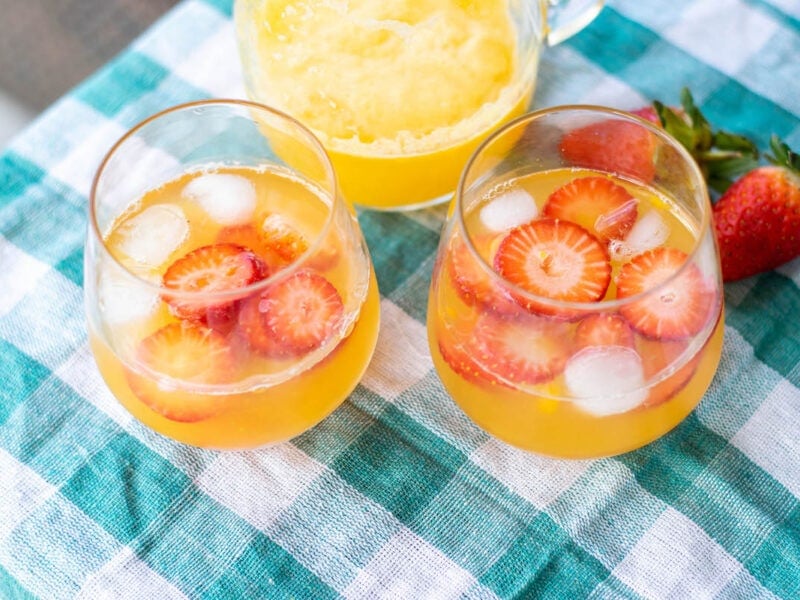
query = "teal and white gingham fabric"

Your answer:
(2, 1), (800, 598)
